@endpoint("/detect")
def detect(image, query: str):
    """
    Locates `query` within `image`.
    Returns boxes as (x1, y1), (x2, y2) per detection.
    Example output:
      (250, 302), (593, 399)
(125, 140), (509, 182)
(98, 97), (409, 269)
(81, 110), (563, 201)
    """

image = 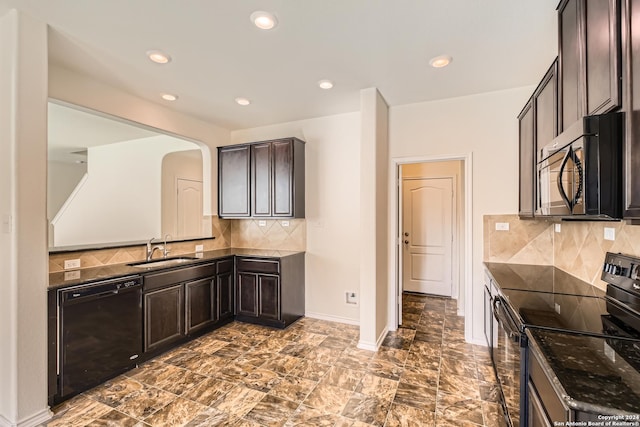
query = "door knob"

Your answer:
(404, 240), (409, 244)
(404, 232), (409, 237)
